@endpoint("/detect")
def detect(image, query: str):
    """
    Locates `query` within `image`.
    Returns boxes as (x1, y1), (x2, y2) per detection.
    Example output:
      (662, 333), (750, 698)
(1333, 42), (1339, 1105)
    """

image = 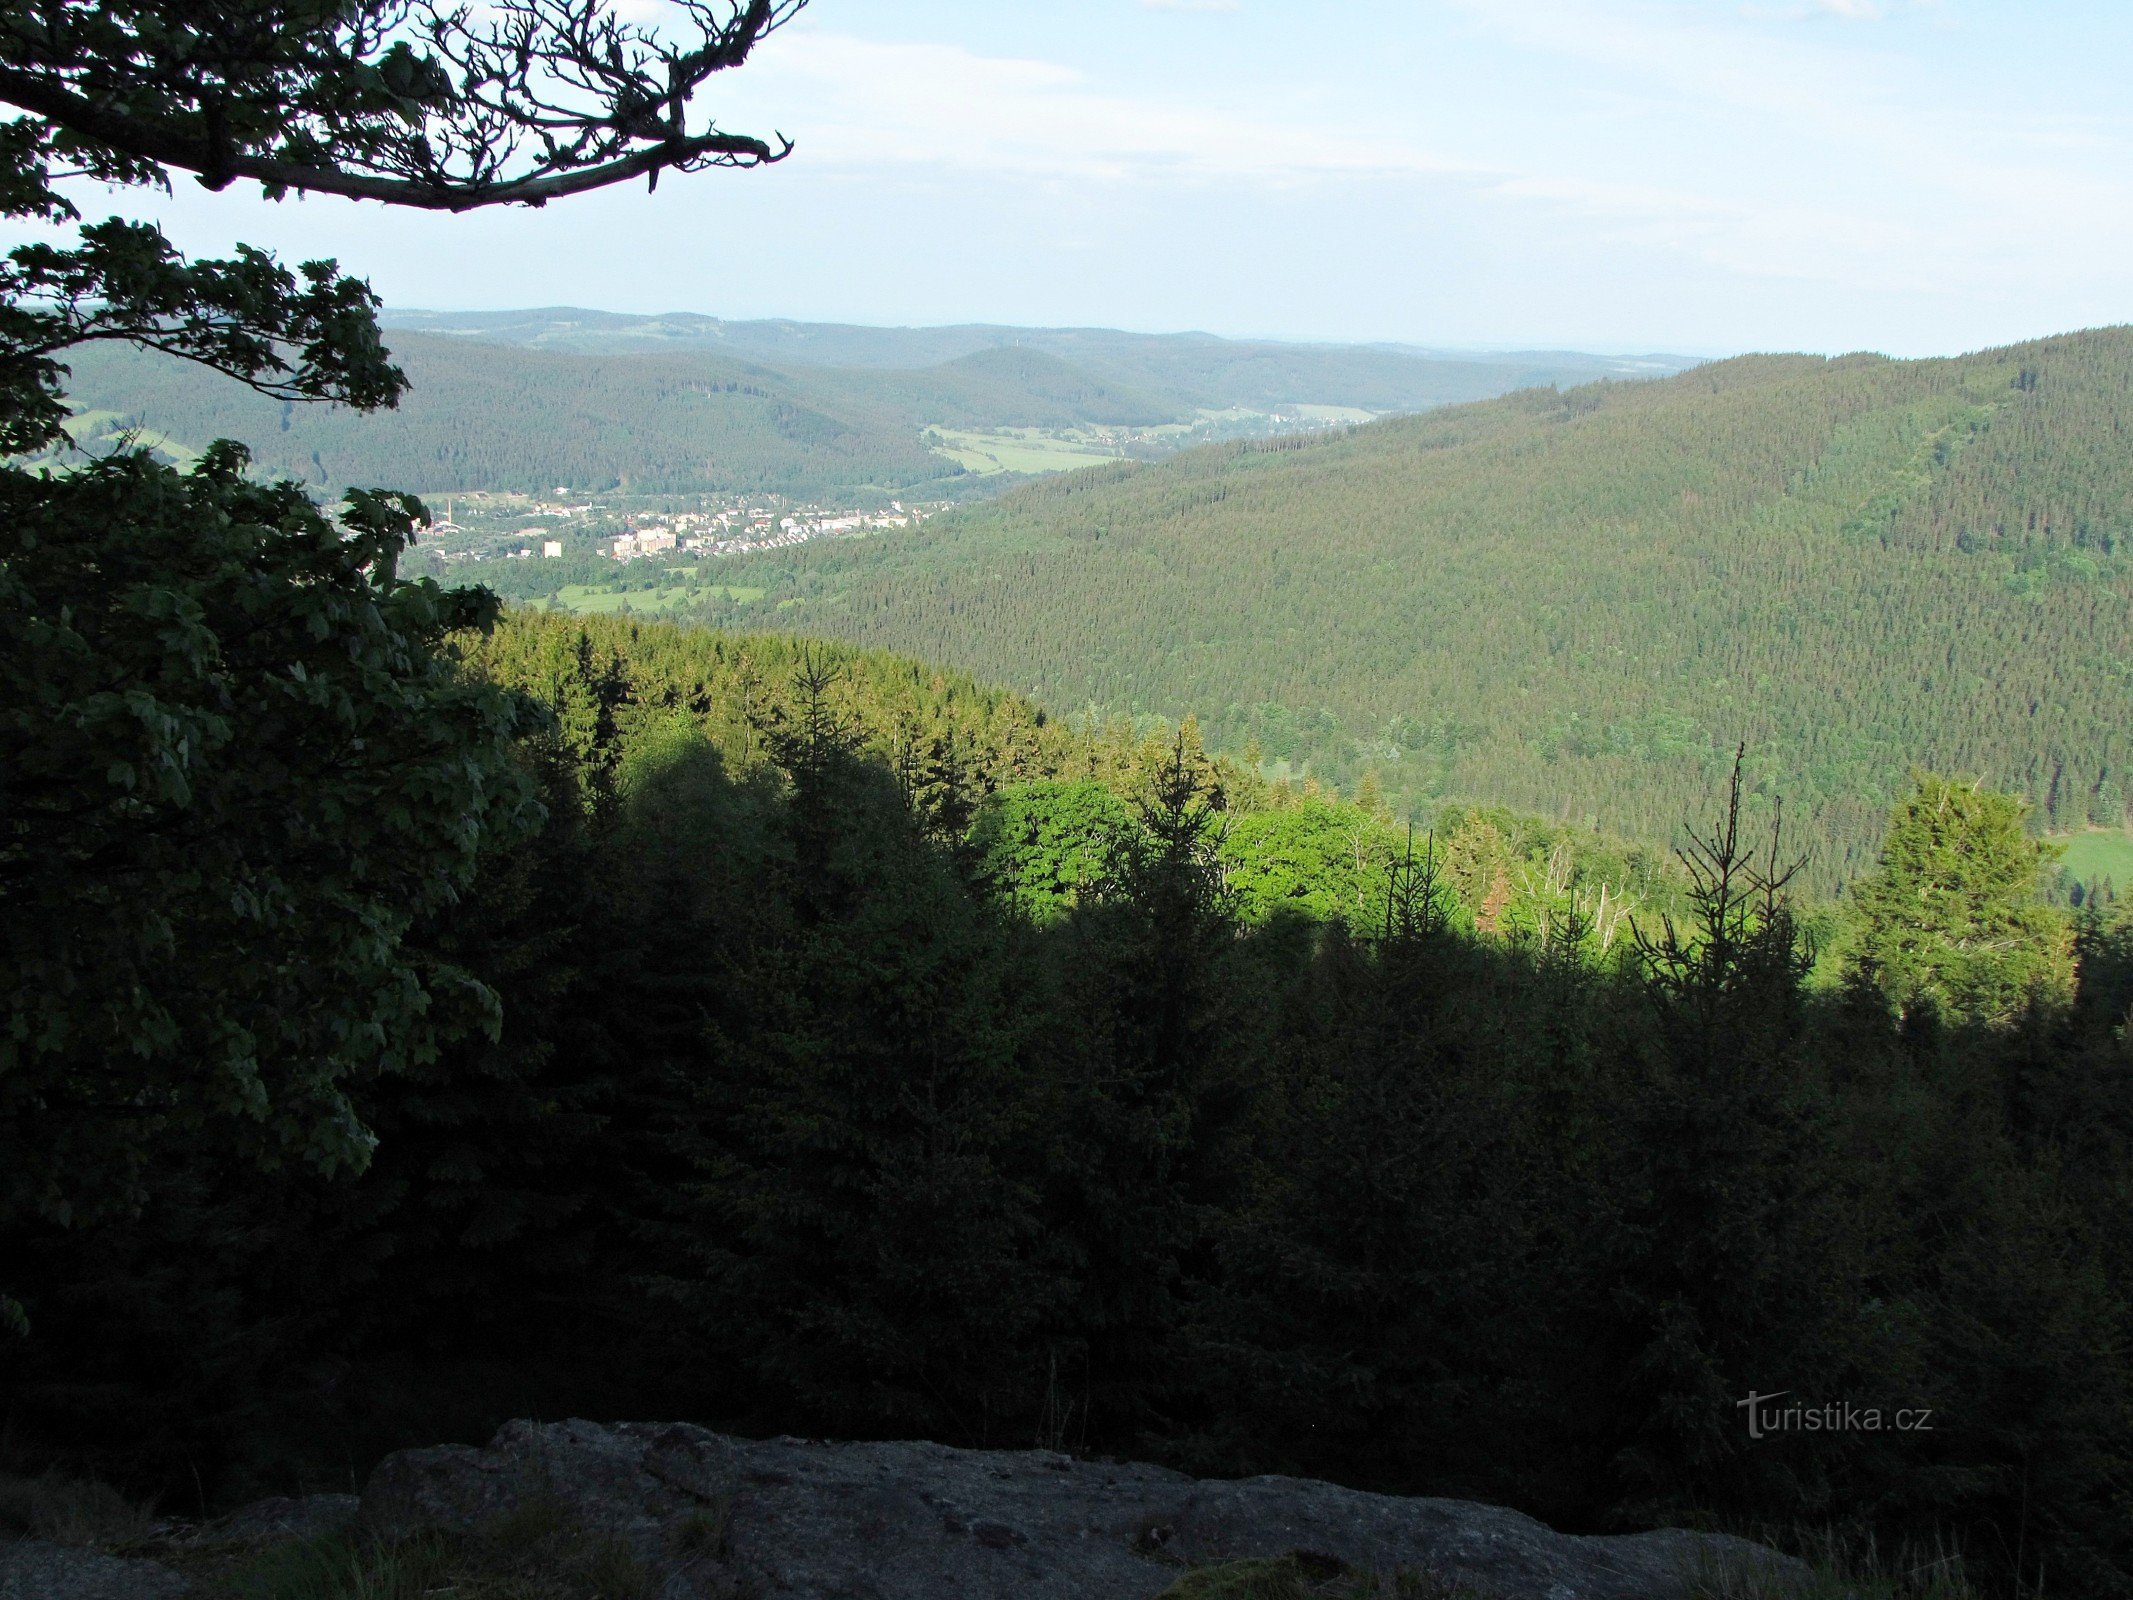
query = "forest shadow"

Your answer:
(7, 647), (2133, 1597)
